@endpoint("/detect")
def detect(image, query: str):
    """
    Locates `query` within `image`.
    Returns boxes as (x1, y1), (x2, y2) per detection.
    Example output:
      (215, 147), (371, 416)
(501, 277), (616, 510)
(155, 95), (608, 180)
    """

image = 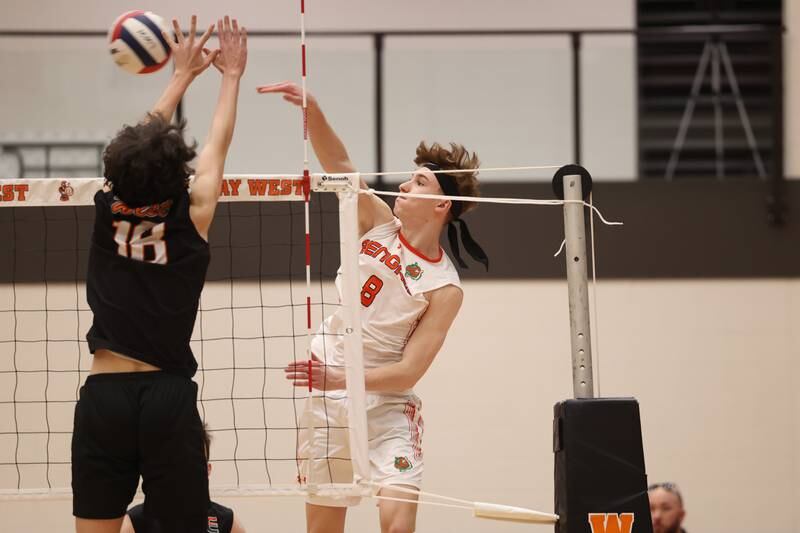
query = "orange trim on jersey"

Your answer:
(398, 232), (443, 263)
(403, 401), (423, 460)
